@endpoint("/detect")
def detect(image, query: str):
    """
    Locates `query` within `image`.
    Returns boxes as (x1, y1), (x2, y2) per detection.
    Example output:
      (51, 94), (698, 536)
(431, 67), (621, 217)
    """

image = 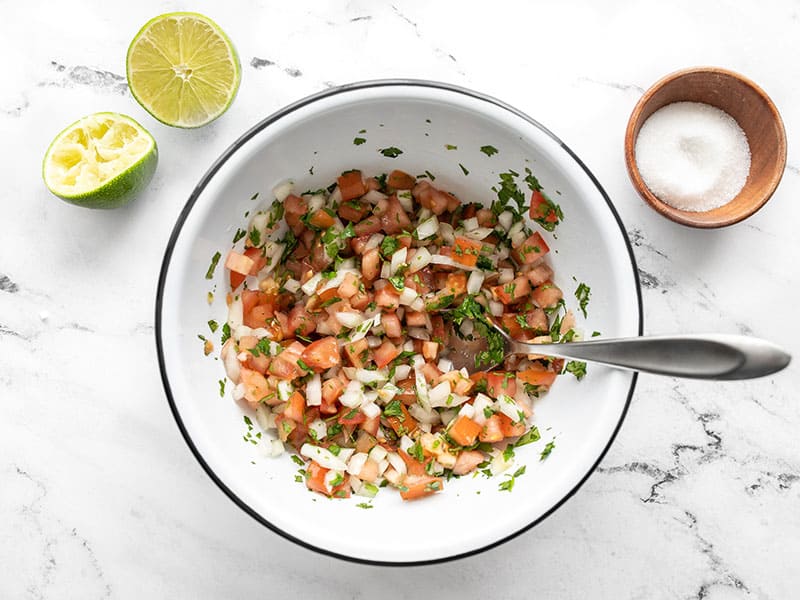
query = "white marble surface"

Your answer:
(2, 0), (799, 597)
